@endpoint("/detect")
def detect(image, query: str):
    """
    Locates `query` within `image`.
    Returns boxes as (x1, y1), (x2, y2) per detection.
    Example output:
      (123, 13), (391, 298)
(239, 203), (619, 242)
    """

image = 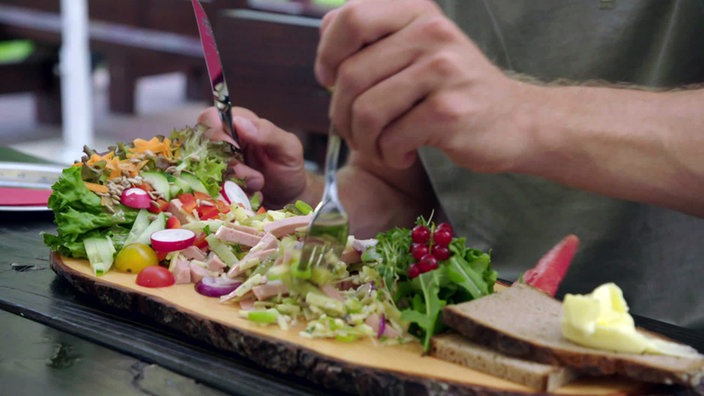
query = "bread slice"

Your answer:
(431, 332), (578, 391)
(442, 284), (704, 392)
